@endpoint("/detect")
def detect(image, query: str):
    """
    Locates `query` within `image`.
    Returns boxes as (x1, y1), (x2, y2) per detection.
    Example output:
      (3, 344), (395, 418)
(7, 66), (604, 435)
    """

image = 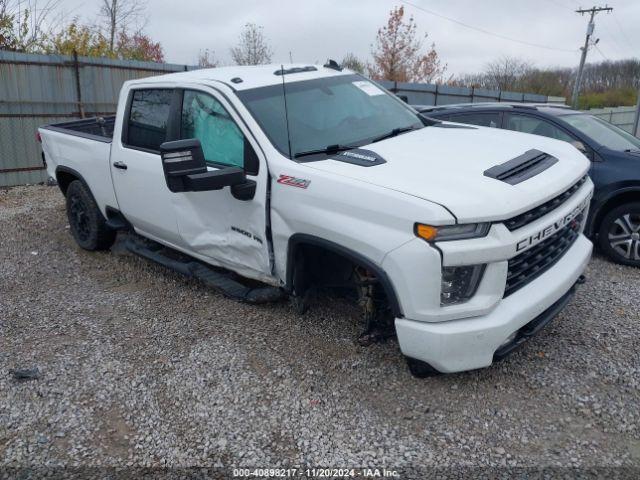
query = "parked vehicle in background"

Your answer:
(417, 103), (640, 267)
(38, 65), (593, 376)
